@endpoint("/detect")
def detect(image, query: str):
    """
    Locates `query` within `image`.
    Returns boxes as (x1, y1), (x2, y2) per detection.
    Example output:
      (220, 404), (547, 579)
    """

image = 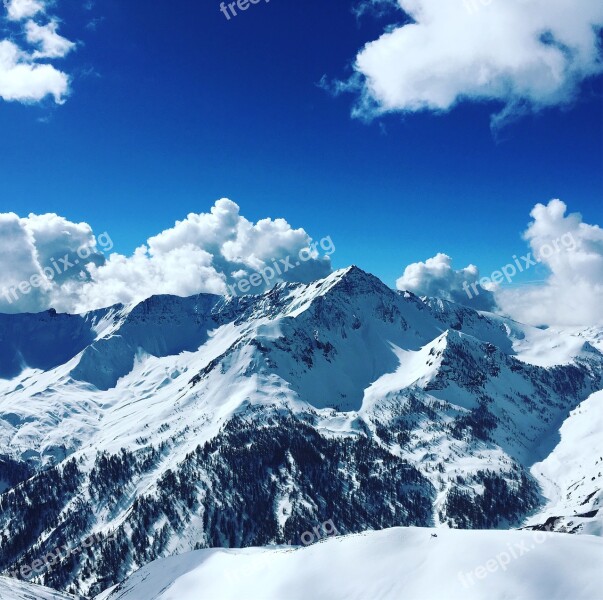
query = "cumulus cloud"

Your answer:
(26, 19), (76, 59)
(0, 212), (107, 313)
(0, 199), (334, 314)
(4, 0), (44, 21)
(347, 0), (603, 126)
(396, 252), (498, 311)
(496, 200), (603, 327)
(0, 0), (73, 104)
(23, 213), (105, 284)
(0, 40), (69, 102)
(0, 213), (51, 312)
